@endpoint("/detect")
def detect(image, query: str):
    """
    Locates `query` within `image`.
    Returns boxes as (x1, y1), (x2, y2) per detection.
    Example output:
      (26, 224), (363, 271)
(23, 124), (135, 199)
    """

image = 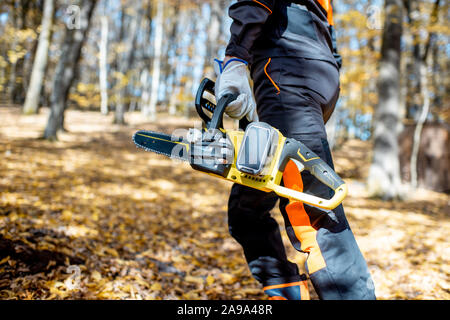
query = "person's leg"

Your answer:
(279, 146), (376, 300)
(228, 184), (309, 300)
(251, 57), (376, 299)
